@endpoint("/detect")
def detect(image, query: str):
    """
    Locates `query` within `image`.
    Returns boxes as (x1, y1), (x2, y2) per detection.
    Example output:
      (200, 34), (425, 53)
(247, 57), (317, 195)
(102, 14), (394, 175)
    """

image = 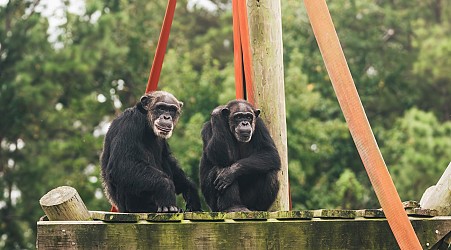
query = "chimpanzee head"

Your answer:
(140, 91), (183, 139)
(221, 100), (260, 143)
